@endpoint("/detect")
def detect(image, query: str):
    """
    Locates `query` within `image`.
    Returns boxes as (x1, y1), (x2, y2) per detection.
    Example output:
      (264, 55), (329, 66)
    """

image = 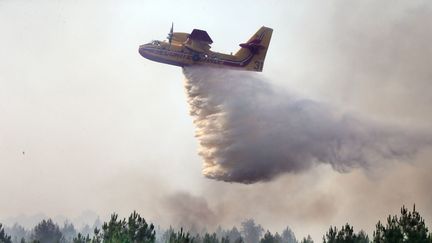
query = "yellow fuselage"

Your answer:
(139, 26), (273, 72)
(138, 41), (254, 70)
